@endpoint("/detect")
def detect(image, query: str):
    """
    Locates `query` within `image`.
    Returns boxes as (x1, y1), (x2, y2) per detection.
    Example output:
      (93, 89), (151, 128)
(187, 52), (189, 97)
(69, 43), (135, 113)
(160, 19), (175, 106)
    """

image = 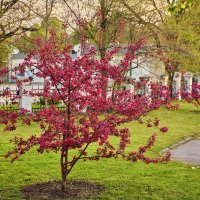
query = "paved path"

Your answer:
(171, 140), (200, 165)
